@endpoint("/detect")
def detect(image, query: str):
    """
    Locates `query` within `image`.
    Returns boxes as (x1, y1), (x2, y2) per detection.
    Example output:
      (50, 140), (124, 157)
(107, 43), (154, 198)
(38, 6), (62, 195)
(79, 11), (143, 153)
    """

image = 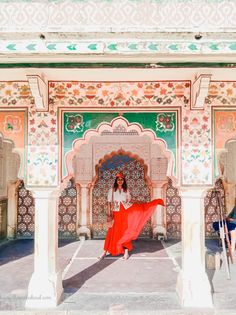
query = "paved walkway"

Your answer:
(0, 238), (235, 314)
